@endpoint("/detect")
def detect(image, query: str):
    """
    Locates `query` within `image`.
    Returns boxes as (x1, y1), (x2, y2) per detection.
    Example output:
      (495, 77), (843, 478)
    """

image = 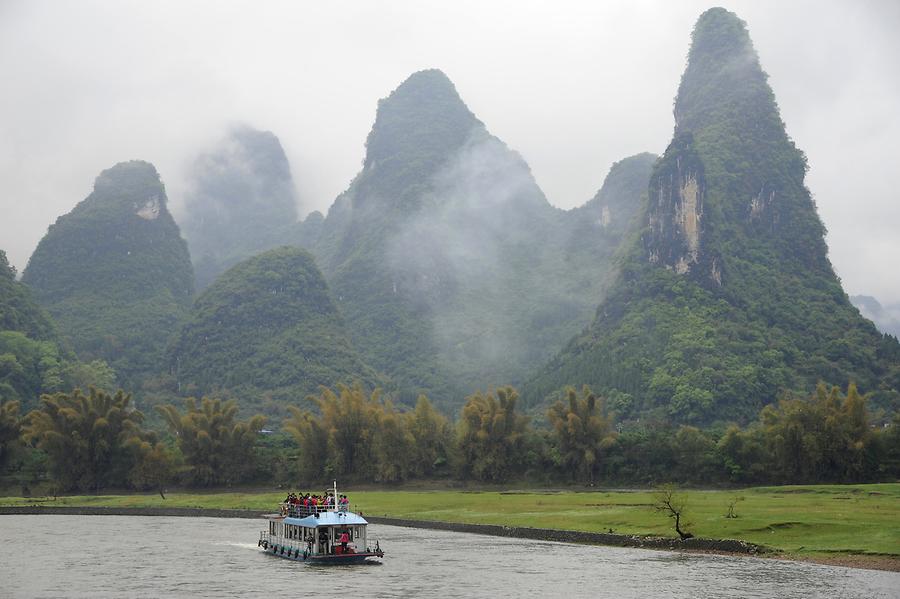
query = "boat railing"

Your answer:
(279, 502), (352, 518)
